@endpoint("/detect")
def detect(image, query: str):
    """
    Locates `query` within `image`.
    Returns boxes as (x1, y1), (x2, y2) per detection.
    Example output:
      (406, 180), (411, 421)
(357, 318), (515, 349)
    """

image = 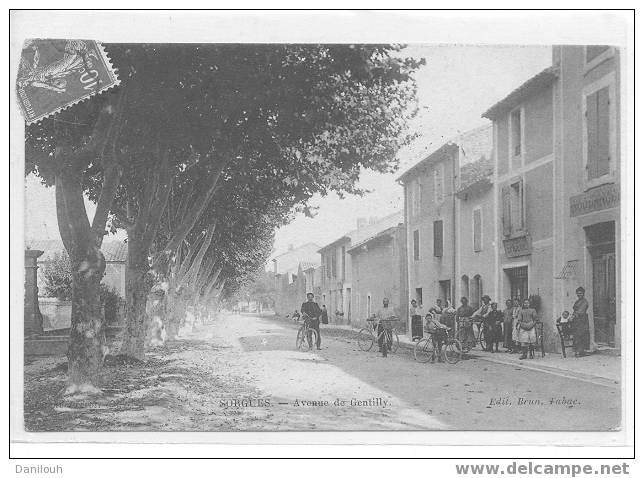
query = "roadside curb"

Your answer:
(464, 352), (620, 388)
(262, 314), (619, 387)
